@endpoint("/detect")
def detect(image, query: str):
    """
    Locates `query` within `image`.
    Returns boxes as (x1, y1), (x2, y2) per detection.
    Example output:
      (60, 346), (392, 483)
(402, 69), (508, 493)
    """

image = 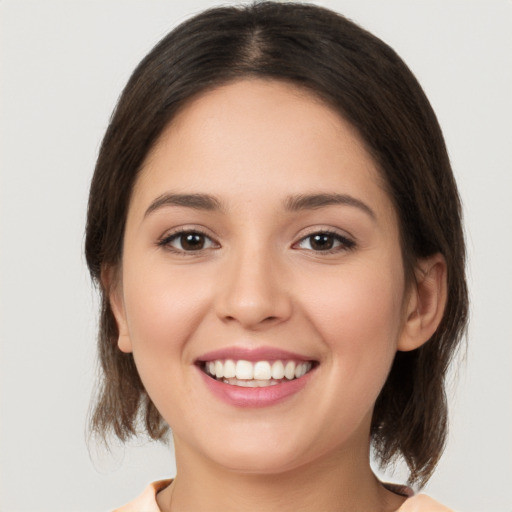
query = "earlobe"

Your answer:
(101, 265), (133, 354)
(398, 253), (447, 352)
